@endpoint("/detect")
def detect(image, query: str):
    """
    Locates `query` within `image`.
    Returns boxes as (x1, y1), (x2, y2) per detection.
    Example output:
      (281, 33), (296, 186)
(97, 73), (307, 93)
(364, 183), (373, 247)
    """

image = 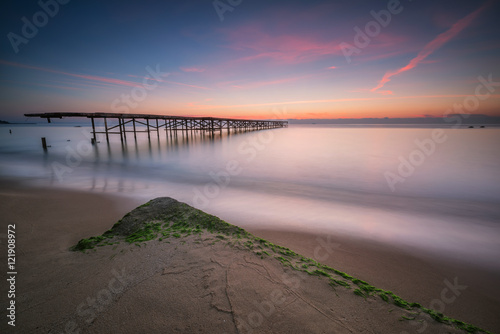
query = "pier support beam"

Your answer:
(91, 117), (96, 143)
(146, 119), (151, 140)
(122, 118), (127, 141)
(104, 118), (109, 142)
(118, 118), (123, 142)
(133, 118), (137, 140)
(23, 112), (288, 144)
